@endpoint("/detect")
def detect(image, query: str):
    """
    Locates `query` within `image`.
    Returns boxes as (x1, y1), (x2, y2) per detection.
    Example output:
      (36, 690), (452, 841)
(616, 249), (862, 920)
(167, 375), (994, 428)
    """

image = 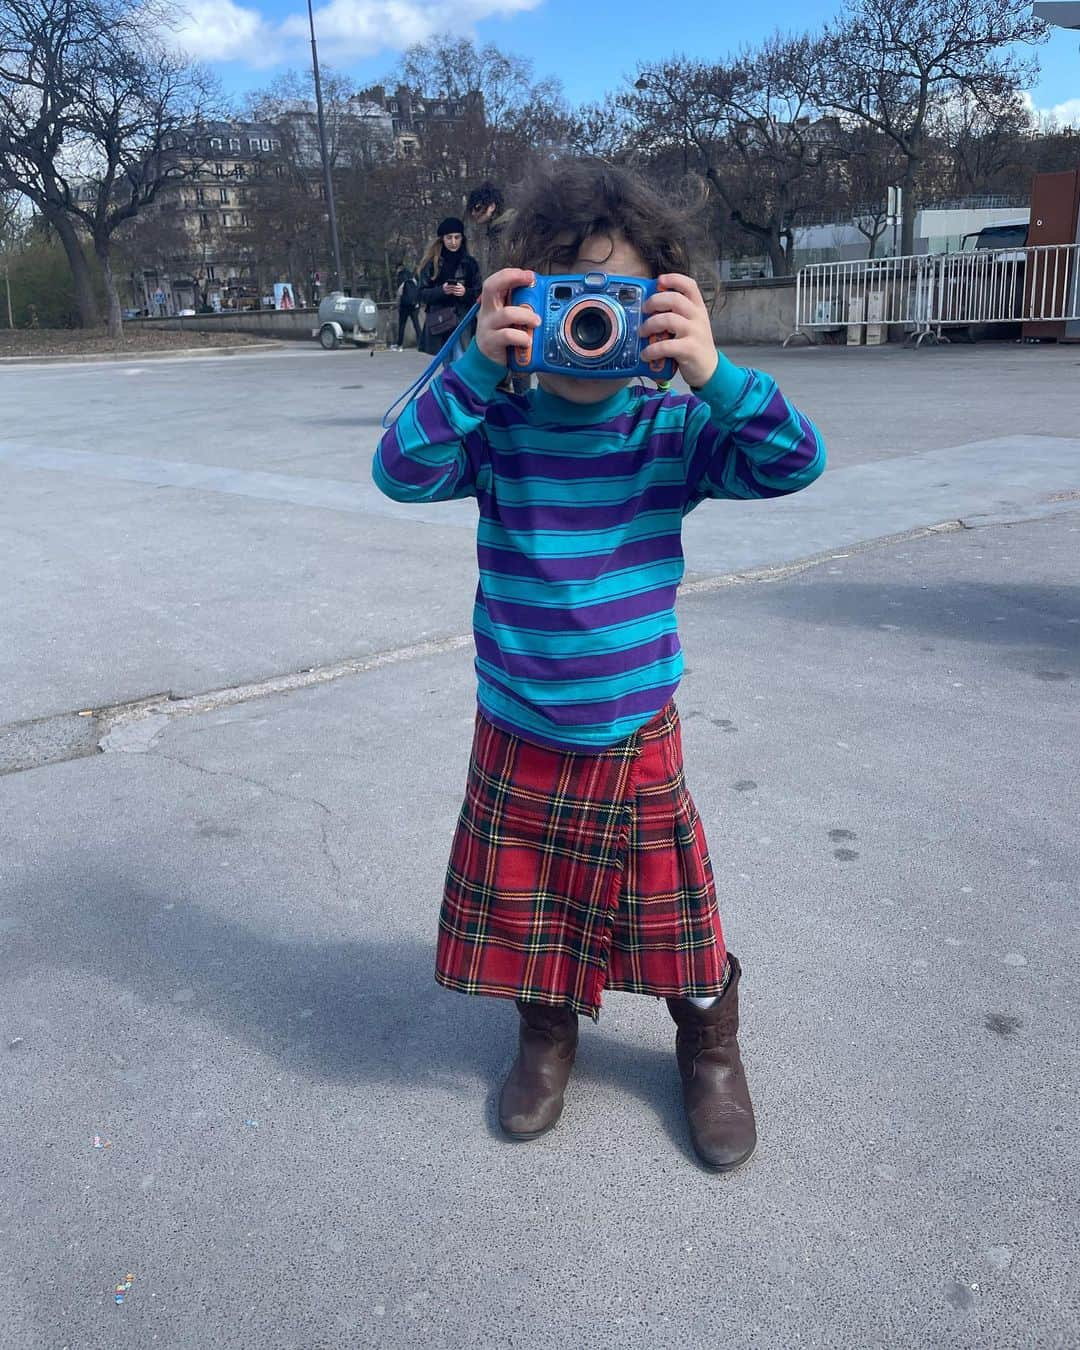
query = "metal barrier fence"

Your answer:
(785, 242), (1080, 346)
